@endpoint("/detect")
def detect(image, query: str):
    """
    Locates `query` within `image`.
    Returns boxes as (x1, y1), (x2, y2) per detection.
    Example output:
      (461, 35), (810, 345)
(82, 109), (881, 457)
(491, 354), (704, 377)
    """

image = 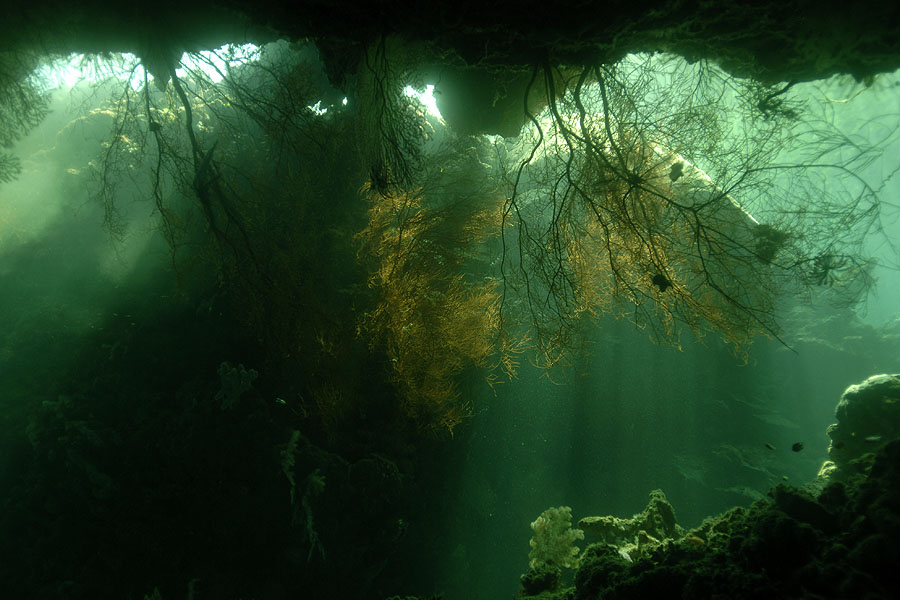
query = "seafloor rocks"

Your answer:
(821, 373), (900, 481)
(577, 490), (682, 562)
(519, 375), (900, 600)
(520, 441), (900, 599)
